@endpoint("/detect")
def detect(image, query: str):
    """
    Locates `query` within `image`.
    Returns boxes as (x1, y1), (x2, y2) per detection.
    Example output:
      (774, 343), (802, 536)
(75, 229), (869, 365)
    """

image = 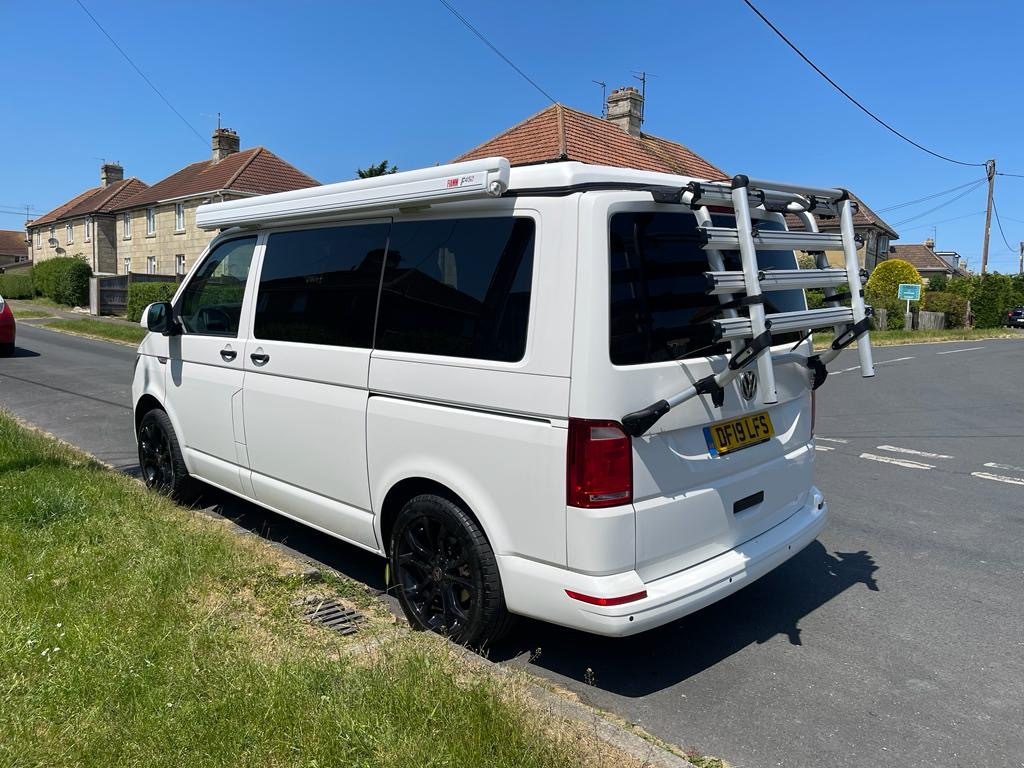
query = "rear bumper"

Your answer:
(499, 486), (828, 637)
